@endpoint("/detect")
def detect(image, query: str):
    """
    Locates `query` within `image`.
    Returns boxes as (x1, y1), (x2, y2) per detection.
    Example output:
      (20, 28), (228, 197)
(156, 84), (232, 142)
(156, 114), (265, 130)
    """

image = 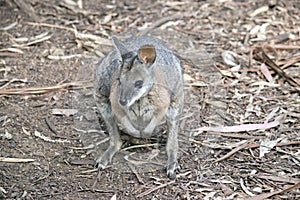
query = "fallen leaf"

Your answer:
(249, 5), (269, 17)
(194, 120), (280, 134)
(259, 138), (282, 158)
(110, 194), (117, 200)
(260, 63), (273, 82)
(52, 108), (78, 117)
